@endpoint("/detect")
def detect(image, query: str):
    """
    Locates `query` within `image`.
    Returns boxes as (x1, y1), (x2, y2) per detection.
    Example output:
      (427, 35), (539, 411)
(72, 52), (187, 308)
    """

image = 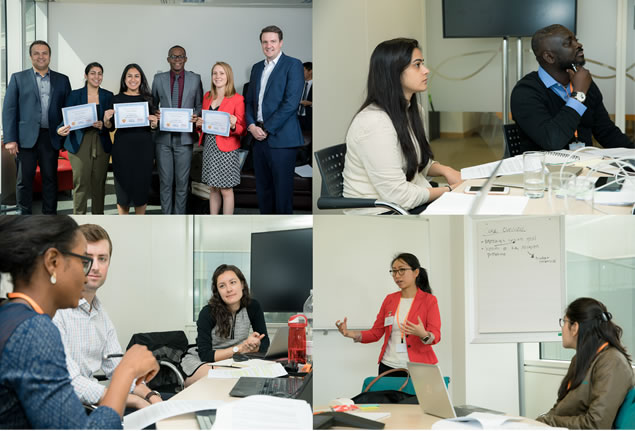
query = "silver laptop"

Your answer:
(469, 159), (504, 215)
(247, 326), (289, 359)
(408, 362), (503, 419)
